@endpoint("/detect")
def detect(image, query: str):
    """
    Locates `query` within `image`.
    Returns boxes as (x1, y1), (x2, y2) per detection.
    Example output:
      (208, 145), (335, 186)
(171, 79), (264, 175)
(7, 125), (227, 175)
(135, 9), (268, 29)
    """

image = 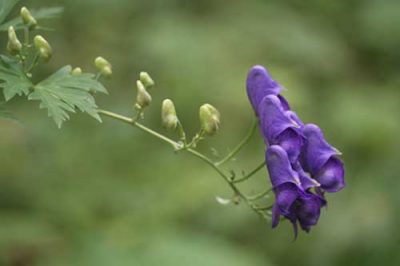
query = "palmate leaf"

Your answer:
(0, 55), (33, 101)
(0, 7), (63, 31)
(0, 0), (20, 24)
(28, 66), (108, 128)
